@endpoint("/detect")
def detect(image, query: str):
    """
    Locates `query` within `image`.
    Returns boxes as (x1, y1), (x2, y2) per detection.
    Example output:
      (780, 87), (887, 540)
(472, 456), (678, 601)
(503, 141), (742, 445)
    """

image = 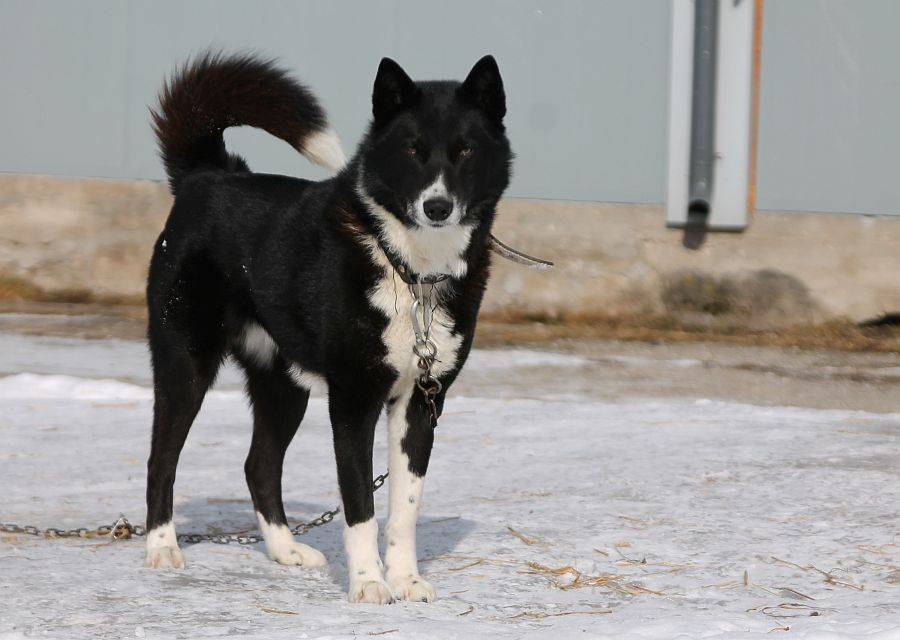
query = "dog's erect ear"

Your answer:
(458, 55), (506, 127)
(373, 58), (419, 126)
